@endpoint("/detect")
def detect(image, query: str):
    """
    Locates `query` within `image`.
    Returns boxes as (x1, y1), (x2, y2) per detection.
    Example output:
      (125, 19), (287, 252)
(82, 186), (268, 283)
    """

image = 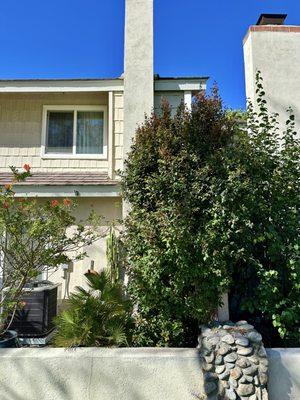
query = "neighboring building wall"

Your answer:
(0, 91), (124, 173)
(244, 26), (300, 134)
(154, 92), (184, 115)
